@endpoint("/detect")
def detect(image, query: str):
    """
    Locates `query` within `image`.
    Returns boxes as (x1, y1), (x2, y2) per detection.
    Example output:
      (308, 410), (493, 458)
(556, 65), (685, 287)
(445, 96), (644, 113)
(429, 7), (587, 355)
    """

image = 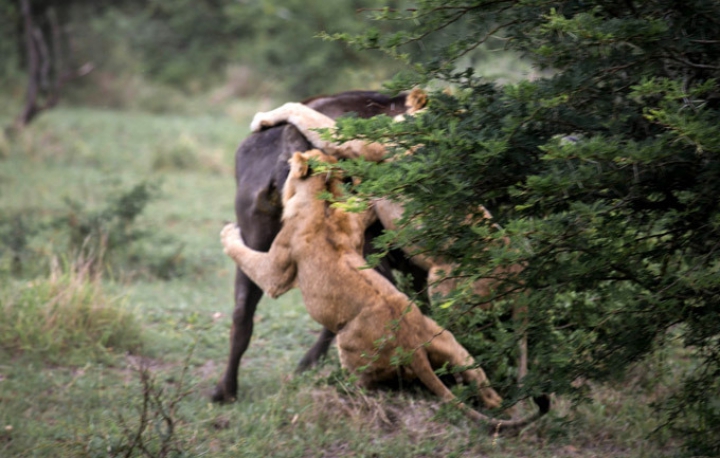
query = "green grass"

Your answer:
(0, 102), (682, 457)
(0, 261), (142, 364)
